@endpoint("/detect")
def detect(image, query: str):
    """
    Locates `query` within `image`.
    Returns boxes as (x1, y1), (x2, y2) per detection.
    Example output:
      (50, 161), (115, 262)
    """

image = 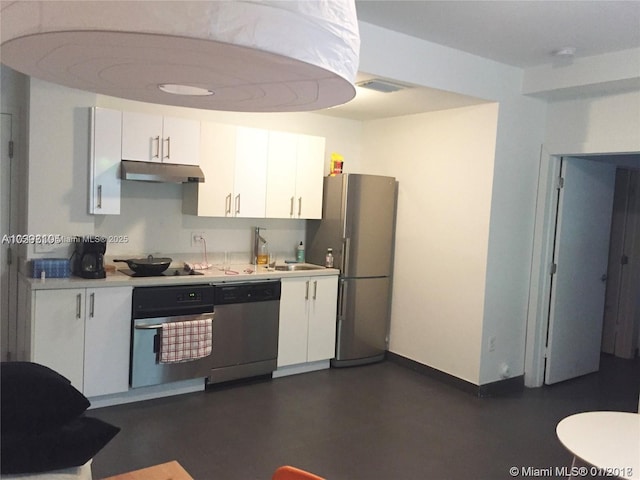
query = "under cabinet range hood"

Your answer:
(120, 160), (205, 184)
